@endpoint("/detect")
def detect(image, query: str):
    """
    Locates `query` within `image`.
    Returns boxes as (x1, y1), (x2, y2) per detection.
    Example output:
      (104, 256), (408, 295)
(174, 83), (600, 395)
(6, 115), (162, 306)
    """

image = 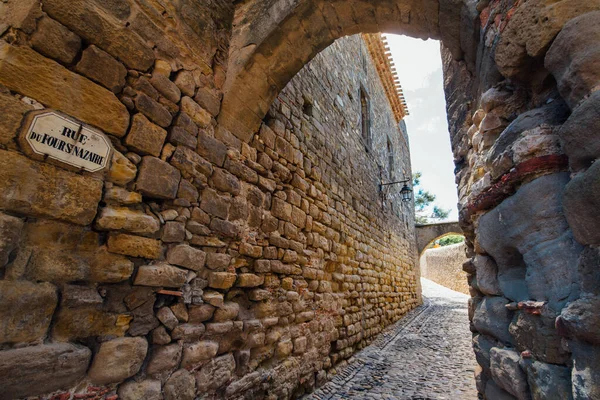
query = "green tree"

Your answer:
(438, 235), (465, 247)
(413, 172), (450, 224)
